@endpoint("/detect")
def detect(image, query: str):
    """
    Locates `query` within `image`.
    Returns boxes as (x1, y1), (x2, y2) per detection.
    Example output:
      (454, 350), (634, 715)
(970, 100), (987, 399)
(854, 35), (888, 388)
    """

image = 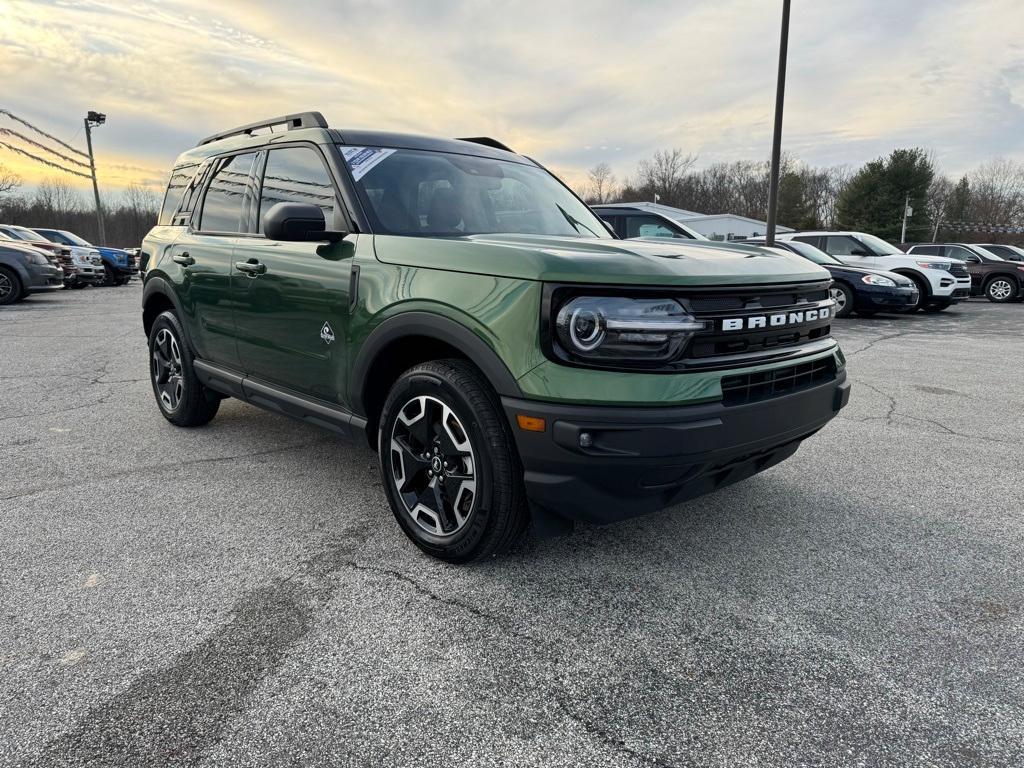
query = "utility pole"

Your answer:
(84, 111), (107, 246)
(764, 0), (791, 246)
(900, 193), (911, 244)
